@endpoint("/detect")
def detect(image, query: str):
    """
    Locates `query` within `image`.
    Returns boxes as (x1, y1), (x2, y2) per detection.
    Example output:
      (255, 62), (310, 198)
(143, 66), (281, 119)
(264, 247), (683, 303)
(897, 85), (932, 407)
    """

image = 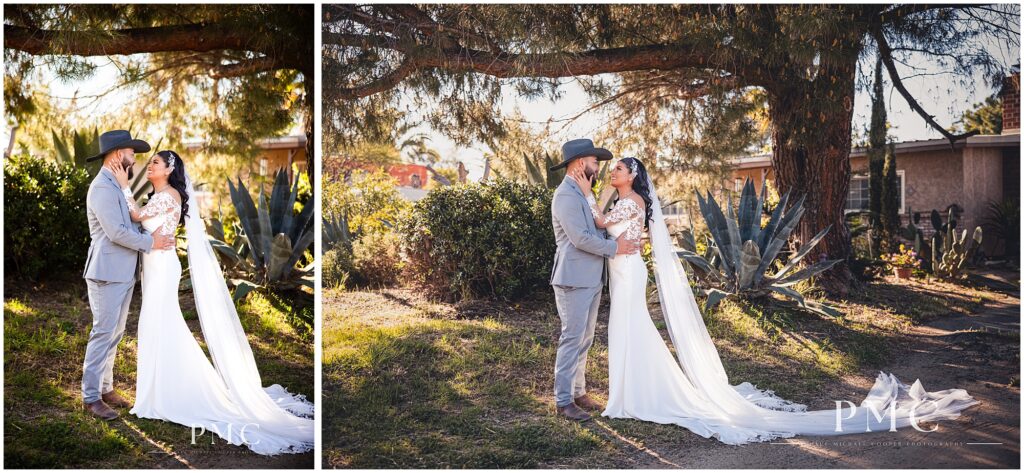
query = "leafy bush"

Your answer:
(323, 170), (410, 235)
(352, 231), (403, 288)
(4, 153), (92, 280)
(322, 247), (353, 289)
(398, 179), (554, 301)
